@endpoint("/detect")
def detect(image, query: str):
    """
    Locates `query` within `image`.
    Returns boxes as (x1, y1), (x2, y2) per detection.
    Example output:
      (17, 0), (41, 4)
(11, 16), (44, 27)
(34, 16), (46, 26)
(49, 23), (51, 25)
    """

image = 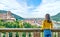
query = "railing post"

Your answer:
(41, 32), (43, 37)
(56, 32), (58, 37)
(18, 32), (22, 37)
(6, 32), (9, 37)
(26, 32), (29, 37)
(0, 32), (2, 37)
(52, 32), (54, 37)
(12, 32), (16, 37)
(31, 32), (34, 37)
(58, 32), (60, 37)
(34, 32), (40, 37)
(52, 32), (58, 37)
